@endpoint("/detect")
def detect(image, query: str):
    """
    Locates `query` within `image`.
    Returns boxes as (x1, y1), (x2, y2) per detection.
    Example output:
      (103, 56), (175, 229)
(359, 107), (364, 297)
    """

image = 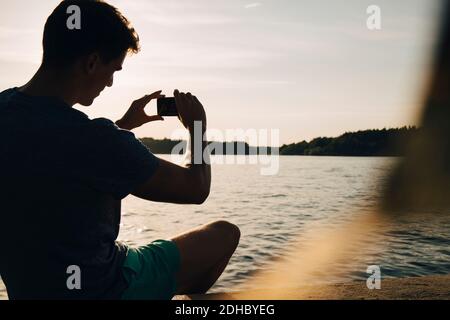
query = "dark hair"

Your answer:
(42, 0), (140, 67)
